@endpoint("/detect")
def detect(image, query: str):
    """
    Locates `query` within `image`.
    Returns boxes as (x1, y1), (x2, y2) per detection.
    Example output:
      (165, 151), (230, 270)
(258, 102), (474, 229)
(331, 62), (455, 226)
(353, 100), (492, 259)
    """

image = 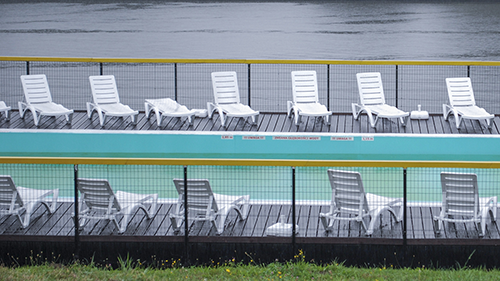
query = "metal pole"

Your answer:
(26, 61), (30, 75)
(467, 65), (470, 78)
(74, 164), (80, 261)
(395, 65), (399, 108)
(99, 62), (103, 75)
(248, 64), (251, 107)
(327, 65), (330, 111)
(183, 165), (189, 264)
(403, 168), (407, 246)
(292, 167), (296, 253)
